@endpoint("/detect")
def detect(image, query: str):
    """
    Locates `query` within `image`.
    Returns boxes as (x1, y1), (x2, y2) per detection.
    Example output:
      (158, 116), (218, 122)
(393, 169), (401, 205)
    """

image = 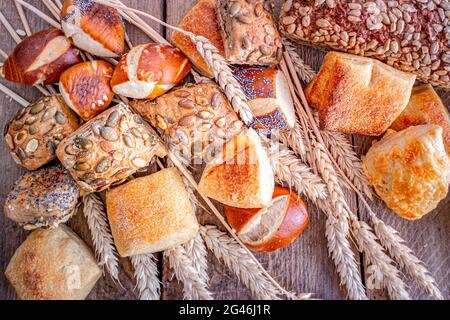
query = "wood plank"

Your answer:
(0, 0), (163, 300)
